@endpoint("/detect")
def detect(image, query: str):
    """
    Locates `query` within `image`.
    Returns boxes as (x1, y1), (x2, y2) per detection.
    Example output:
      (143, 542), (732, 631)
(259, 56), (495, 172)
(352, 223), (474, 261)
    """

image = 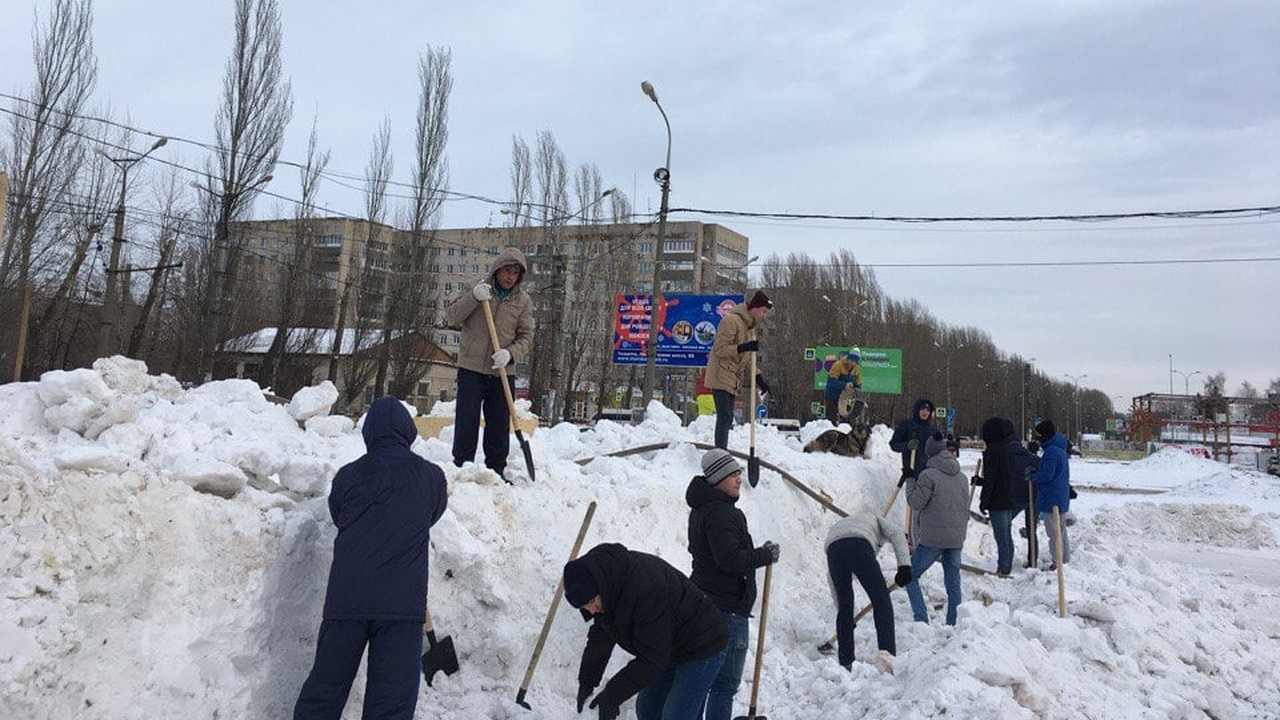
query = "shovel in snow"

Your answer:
(734, 563), (773, 720)
(747, 349), (761, 487)
(421, 608), (458, 687)
(481, 298), (536, 483)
